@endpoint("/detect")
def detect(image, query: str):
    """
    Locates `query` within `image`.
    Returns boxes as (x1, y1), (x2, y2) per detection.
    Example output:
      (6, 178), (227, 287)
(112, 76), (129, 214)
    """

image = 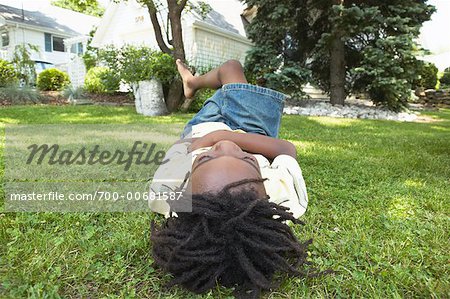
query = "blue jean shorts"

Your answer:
(181, 83), (286, 139)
